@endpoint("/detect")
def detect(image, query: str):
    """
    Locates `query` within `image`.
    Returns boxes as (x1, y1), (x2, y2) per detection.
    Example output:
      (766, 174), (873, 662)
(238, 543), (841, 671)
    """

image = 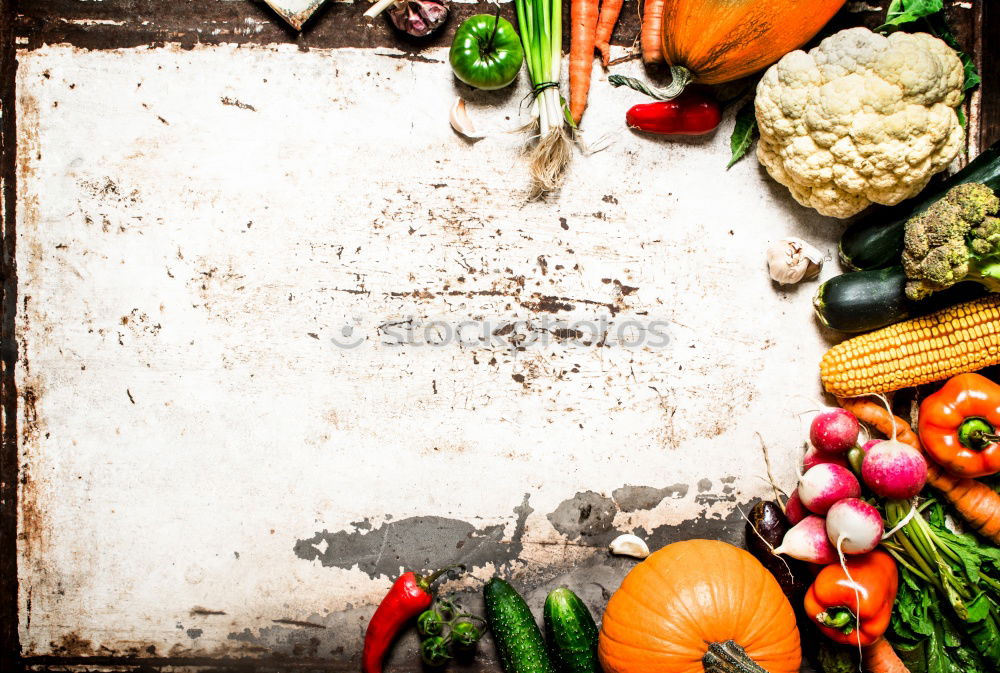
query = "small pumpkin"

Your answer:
(654, 0), (846, 98)
(598, 539), (801, 673)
